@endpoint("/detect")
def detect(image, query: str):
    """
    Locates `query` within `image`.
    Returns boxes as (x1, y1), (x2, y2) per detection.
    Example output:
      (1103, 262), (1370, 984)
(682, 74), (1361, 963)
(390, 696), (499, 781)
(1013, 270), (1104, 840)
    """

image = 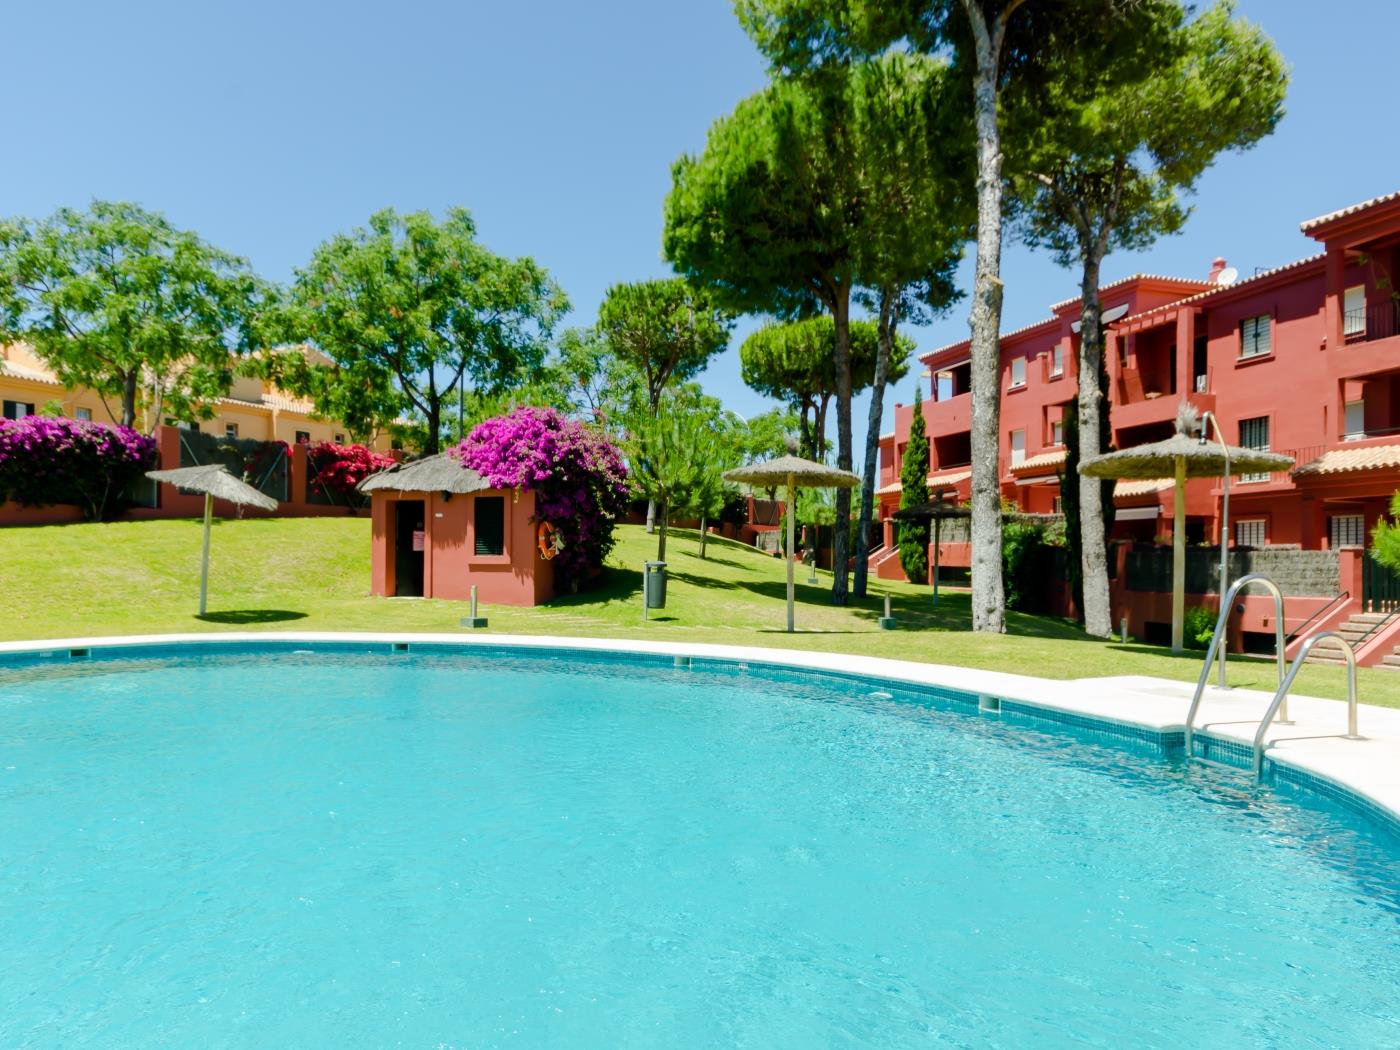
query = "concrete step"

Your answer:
(1381, 653), (1400, 668)
(1348, 613), (1393, 624)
